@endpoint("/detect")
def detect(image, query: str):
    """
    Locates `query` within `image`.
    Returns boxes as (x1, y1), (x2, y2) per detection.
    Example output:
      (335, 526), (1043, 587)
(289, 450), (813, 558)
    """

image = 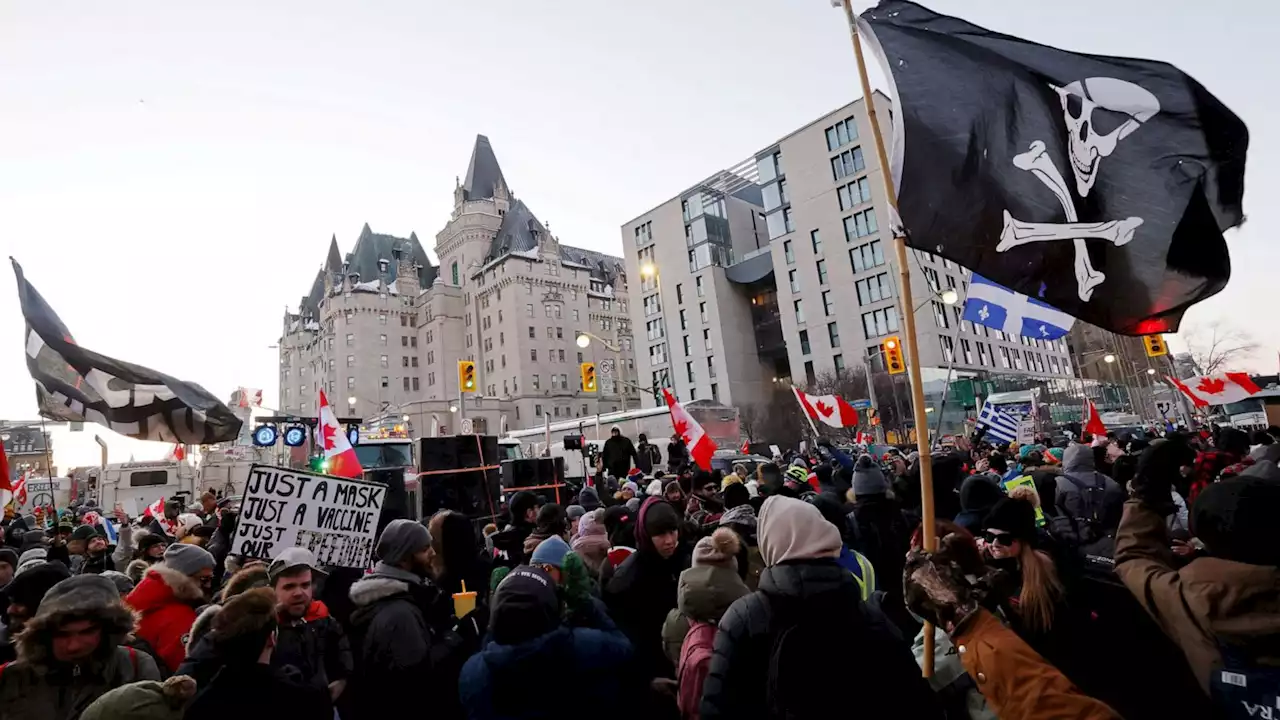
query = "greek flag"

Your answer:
(962, 274), (1075, 340)
(976, 402), (1020, 444)
(102, 519), (119, 545)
